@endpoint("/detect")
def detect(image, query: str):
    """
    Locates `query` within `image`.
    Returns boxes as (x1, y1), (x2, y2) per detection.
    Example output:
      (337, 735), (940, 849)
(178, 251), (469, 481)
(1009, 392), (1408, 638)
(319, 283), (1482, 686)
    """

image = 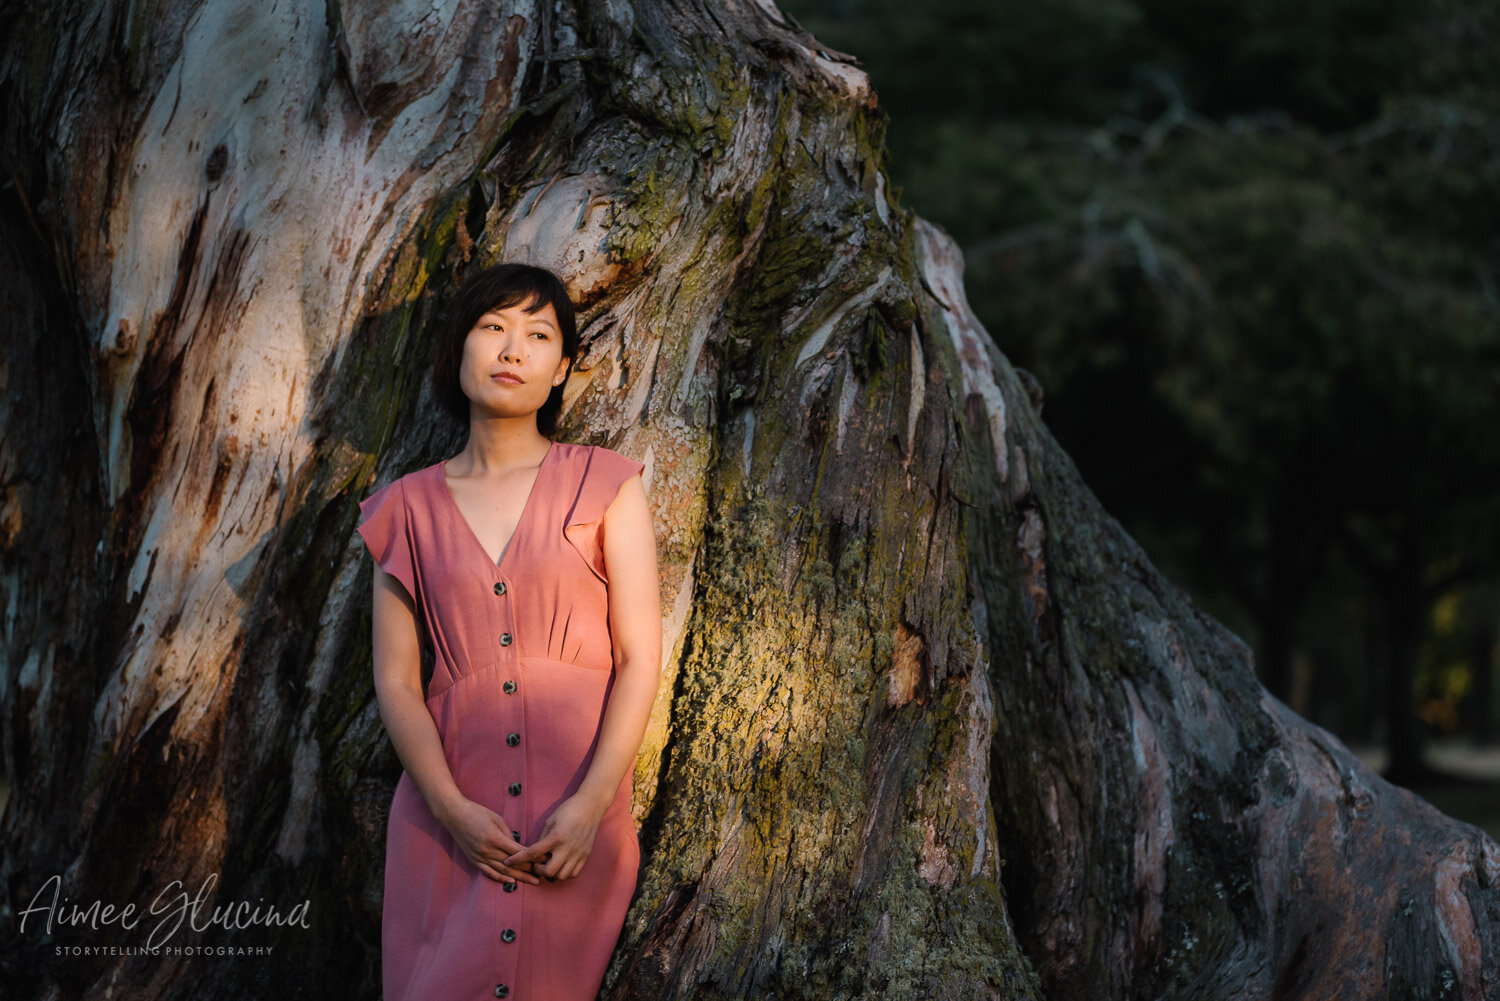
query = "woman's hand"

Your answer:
(504, 794), (603, 882)
(439, 797), (542, 886)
